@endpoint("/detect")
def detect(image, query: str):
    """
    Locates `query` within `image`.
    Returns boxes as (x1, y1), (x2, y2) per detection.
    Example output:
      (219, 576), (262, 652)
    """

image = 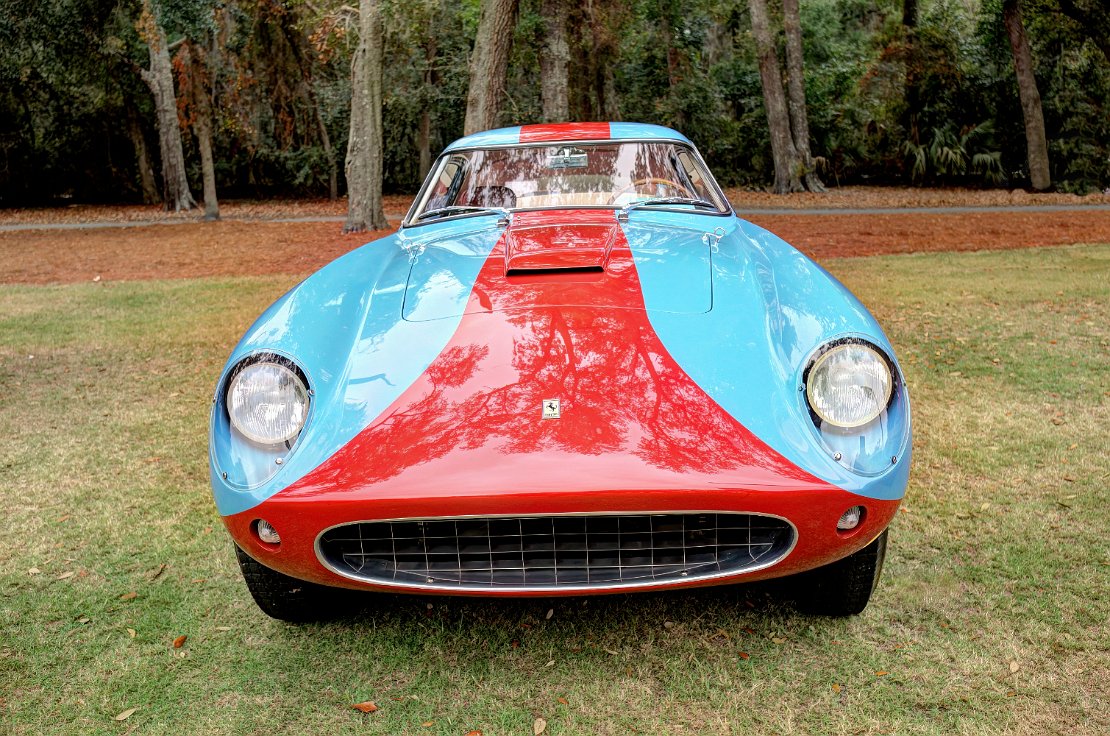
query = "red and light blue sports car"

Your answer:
(210, 122), (911, 621)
